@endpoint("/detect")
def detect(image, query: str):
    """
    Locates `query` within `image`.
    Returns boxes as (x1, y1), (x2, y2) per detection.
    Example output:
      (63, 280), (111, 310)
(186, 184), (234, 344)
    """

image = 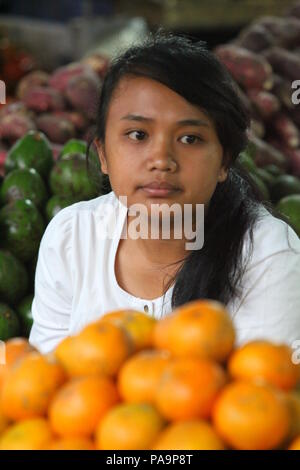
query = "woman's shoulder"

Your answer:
(41, 191), (122, 246)
(243, 204), (300, 269)
(47, 191), (120, 226)
(54, 190), (119, 216)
